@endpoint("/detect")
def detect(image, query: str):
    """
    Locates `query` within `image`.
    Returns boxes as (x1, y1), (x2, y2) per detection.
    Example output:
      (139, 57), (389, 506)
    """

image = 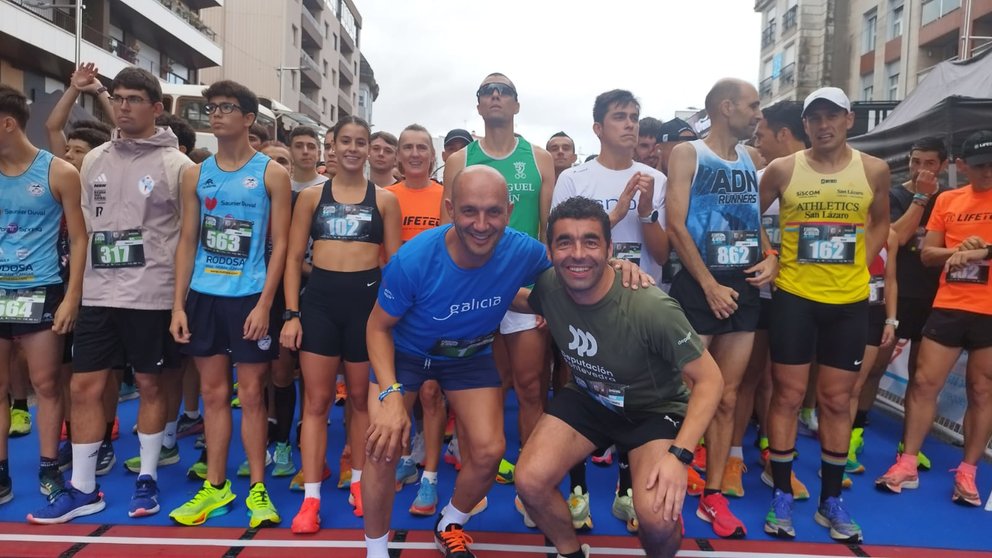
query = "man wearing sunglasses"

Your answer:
(441, 73), (556, 499)
(29, 67), (193, 524)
